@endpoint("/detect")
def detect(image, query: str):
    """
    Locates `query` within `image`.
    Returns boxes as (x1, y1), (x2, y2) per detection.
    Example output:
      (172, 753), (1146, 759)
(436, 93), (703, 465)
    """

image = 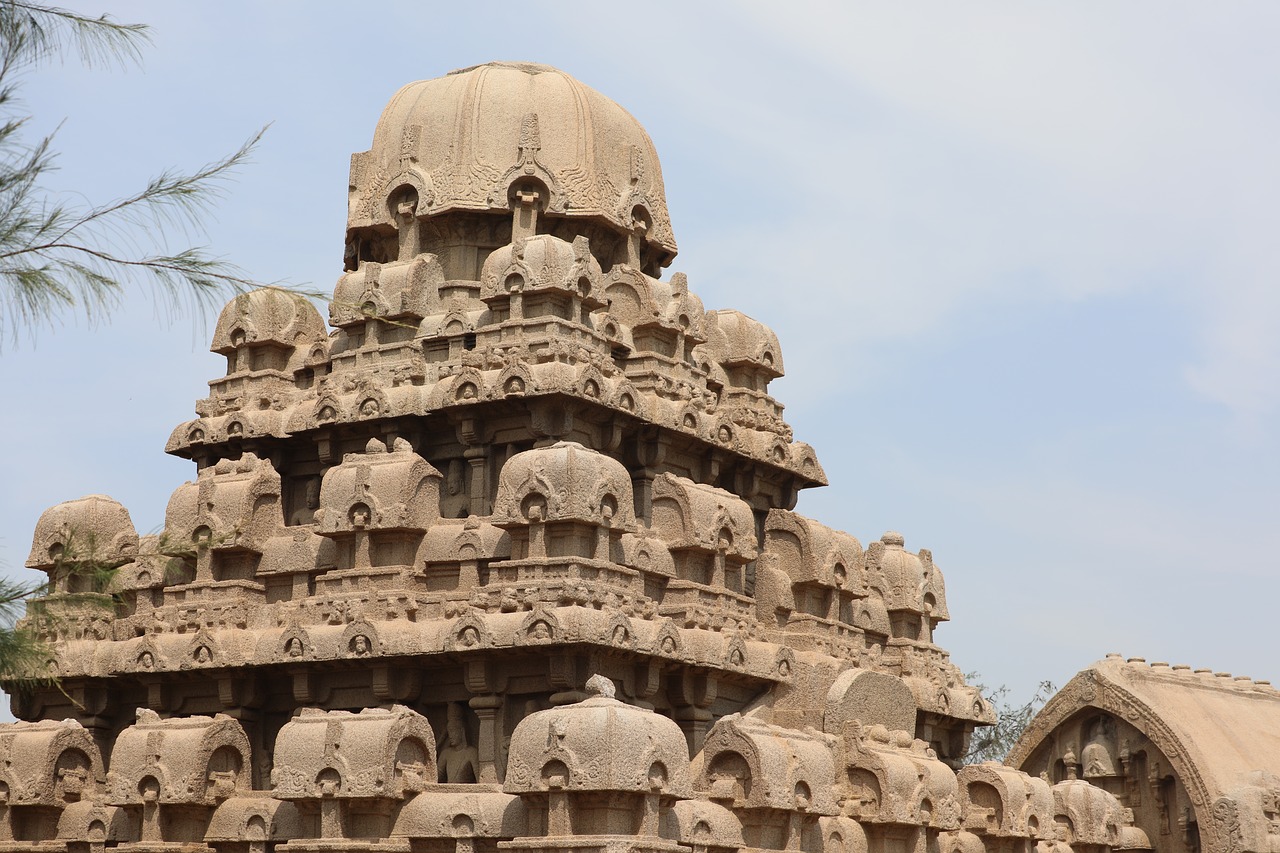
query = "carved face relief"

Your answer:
(55, 750), (91, 803)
